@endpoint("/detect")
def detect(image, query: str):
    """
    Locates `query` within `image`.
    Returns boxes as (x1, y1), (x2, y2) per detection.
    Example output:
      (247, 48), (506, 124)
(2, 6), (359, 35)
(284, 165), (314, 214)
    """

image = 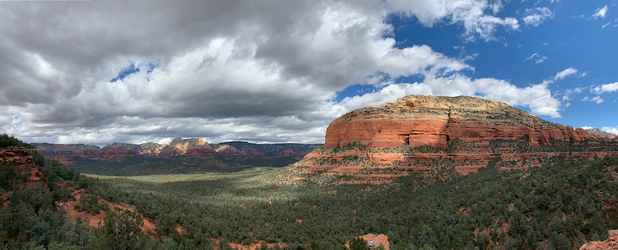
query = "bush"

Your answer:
(89, 208), (149, 249)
